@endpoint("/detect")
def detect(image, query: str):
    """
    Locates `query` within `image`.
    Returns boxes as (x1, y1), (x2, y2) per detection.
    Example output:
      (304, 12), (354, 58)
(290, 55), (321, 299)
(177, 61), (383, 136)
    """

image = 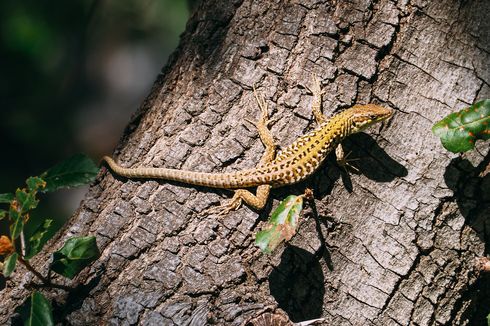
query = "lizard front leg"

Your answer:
(248, 85), (276, 166)
(309, 76), (357, 172)
(310, 75), (326, 125)
(335, 144), (360, 173)
(203, 88), (276, 215)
